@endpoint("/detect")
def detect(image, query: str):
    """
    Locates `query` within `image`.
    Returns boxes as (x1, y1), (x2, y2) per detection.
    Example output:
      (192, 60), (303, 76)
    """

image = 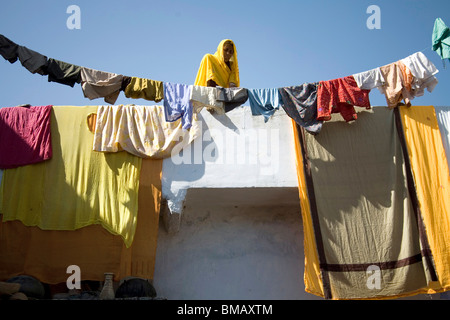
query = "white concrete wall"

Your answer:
(153, 187), (320, 300)
(161, 106), (299, 228)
